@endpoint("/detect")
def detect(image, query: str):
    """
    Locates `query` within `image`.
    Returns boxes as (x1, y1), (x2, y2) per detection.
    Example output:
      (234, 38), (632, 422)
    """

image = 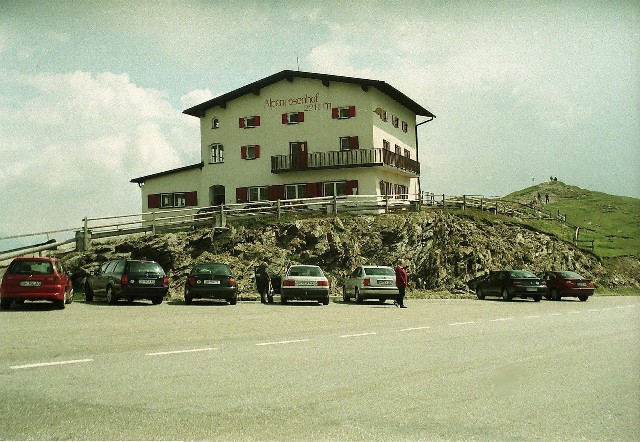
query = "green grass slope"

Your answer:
(503, 182), (639, 258)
